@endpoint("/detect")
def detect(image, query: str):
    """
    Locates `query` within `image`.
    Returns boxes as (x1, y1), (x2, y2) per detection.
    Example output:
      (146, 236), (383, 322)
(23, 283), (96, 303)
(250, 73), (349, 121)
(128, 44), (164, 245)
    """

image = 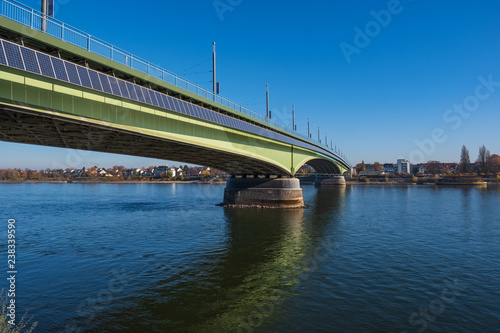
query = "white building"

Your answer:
(397, 159), (411, 173)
